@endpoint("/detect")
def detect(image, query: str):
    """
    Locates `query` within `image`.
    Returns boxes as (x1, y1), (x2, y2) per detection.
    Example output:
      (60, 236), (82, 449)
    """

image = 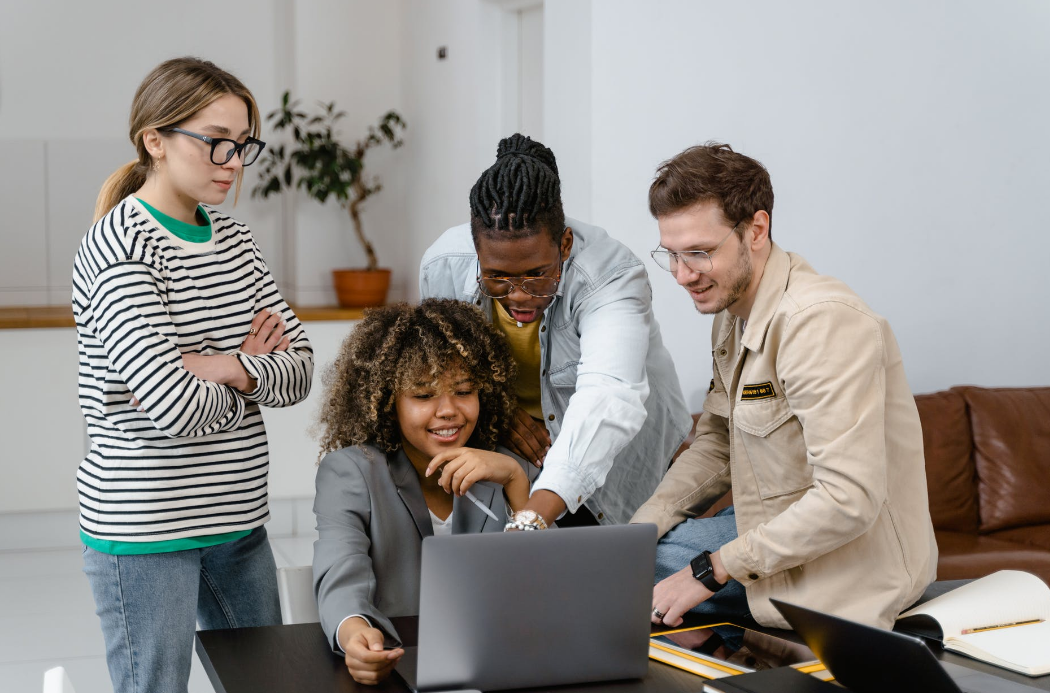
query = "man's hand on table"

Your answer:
(650, 550), (730, 627)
